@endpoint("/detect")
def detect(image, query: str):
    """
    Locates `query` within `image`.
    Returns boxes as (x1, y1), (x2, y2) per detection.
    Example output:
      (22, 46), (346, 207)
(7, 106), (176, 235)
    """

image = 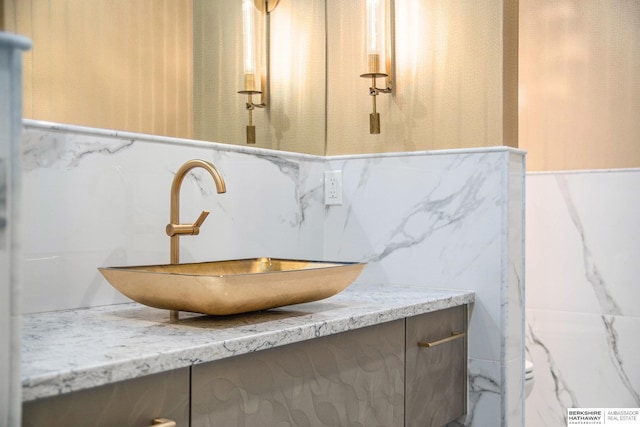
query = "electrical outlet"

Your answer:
(324, 170), (343, 205)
